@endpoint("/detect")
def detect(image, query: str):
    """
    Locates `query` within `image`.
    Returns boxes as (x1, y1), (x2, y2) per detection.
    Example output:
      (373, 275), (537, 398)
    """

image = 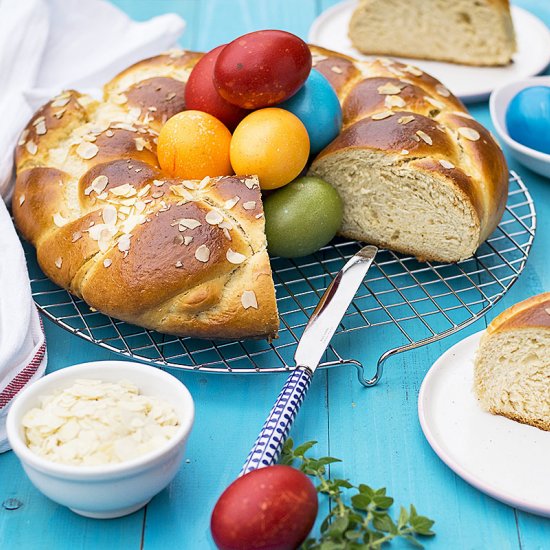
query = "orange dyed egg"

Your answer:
(157, 111), (232, 179)
(230, 108), (310, 190)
